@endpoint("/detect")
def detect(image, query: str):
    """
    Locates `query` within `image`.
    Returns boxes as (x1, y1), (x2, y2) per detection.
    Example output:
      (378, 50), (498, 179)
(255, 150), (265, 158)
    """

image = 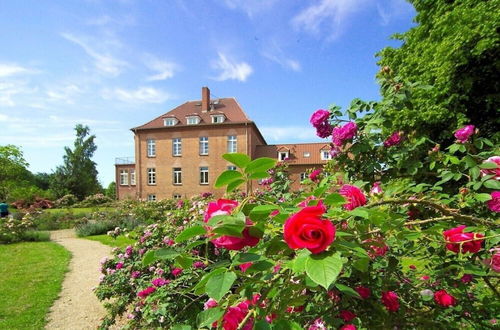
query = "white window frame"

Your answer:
(199, 137), (209, 155)
(300, 172), (308, 181)
(321, 150), (332, 160)
(130, 169), (136, 185)
(187, 116), (200, 125)
(200, 167), (209, 185)
(278, 151), (289, 161)
(147, 168), (156, 185)
(211, 115), (225, 123)
(227, 135), (237, 153)
(227, 165), (237, 171)
(173, 194), (182, 199)
(147, 194), (156, 201)
(303, 152), (311, 158)
(147, 139), (156, 157)
(164, 118), (178, 126)
(172, 138), (182, 156)
(119, 169), (128, 185)
(173, 168), (182, 185)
